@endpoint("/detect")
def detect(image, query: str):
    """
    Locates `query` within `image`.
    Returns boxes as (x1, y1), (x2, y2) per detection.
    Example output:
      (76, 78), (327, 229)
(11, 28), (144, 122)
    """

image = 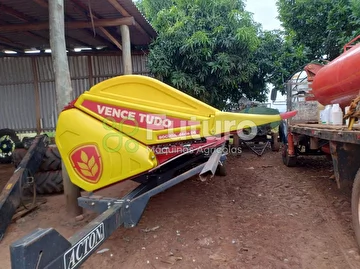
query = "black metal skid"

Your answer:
(9, 148), (226, 269)
(0, 135), (49, 241)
